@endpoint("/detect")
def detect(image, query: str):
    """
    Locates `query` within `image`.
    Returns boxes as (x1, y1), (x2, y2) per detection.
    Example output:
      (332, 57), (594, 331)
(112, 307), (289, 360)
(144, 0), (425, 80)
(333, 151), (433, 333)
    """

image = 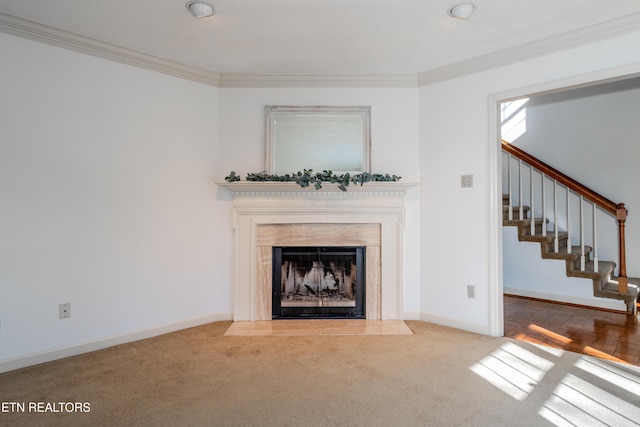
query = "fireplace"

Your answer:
(255, 223), (380, 320)
(272, 246), (366, 318)
(219, 180), (414, 321)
